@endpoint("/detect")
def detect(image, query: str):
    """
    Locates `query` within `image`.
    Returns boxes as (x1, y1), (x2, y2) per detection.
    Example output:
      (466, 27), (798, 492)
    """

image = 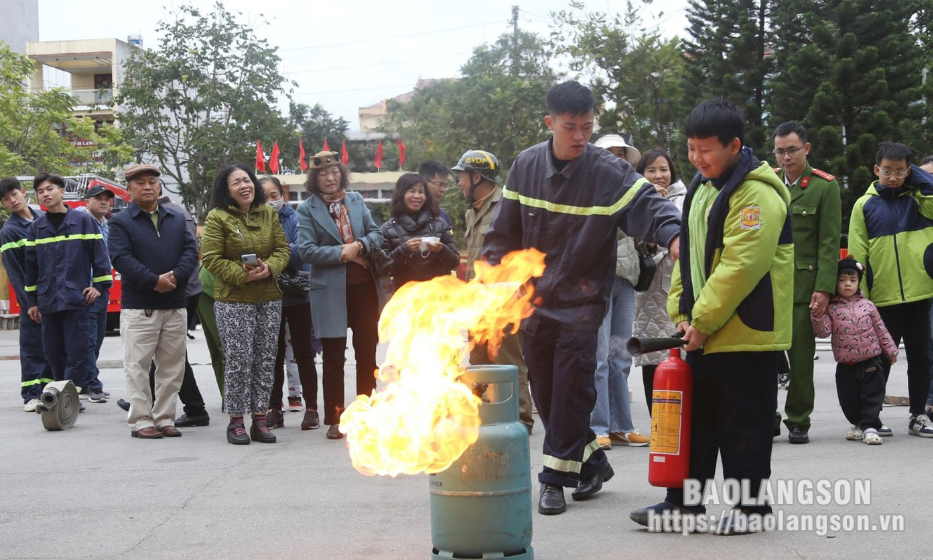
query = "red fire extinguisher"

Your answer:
(627, 337), (692, 488)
